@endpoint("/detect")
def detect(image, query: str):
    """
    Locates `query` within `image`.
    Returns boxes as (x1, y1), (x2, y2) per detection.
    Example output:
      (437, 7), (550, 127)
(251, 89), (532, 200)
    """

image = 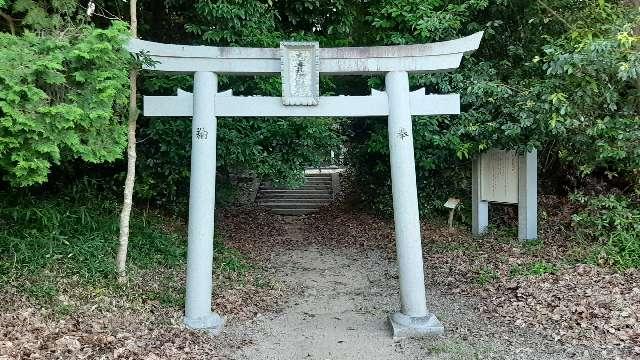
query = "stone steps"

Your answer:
(305, 172), (333, 177)
(259, 202), (320, 209)
(260, 184), (331, 190)
(257, 198), (329, 204)
(256, 172), (336, 216)
(303, 181), (331, 186)
(260, 190), (331, 198)
(271, 208), (320, 216)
